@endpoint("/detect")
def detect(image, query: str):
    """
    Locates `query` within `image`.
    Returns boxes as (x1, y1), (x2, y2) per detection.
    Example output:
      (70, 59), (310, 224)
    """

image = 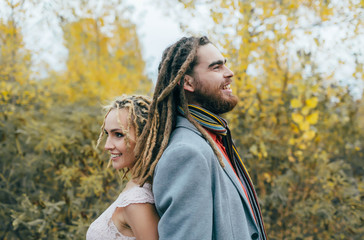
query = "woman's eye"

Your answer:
(115, 132), (124, 138)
